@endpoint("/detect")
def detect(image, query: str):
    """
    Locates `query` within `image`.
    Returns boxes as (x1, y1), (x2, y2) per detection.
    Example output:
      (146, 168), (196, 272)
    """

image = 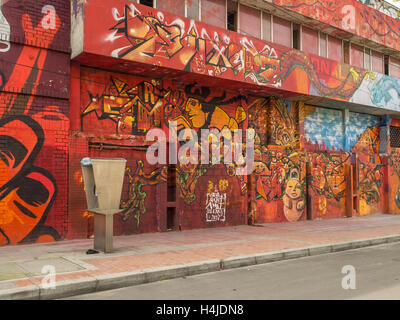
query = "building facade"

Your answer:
(1, 0), (400, 245)
(0, 0), (69, 245)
